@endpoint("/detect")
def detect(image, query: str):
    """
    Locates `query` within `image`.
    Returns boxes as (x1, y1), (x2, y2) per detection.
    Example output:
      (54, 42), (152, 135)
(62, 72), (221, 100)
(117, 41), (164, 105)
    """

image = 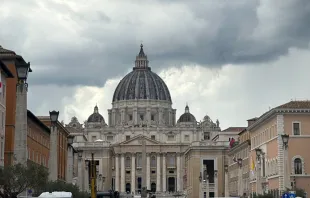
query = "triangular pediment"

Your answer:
(119, 135), (160, 145)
